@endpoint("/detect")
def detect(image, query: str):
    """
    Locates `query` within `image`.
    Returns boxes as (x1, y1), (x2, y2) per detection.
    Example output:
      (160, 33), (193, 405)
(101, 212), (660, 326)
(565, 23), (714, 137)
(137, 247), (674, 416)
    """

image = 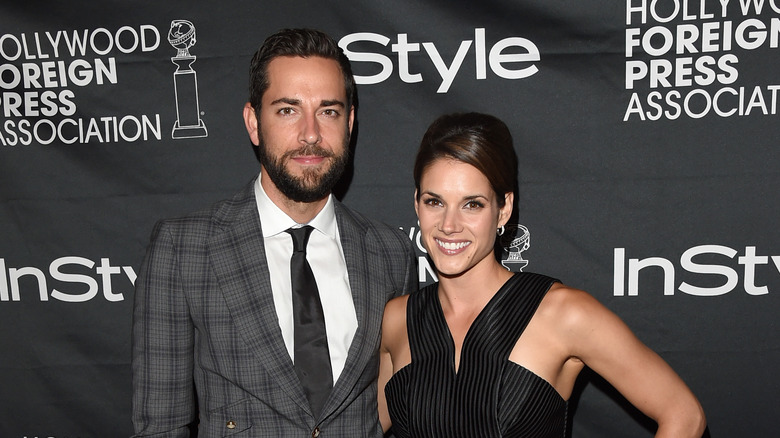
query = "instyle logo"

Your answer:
(614, 245), (778, 296)
(339, 28), (540, 93)
(0, 256), (136, 303)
